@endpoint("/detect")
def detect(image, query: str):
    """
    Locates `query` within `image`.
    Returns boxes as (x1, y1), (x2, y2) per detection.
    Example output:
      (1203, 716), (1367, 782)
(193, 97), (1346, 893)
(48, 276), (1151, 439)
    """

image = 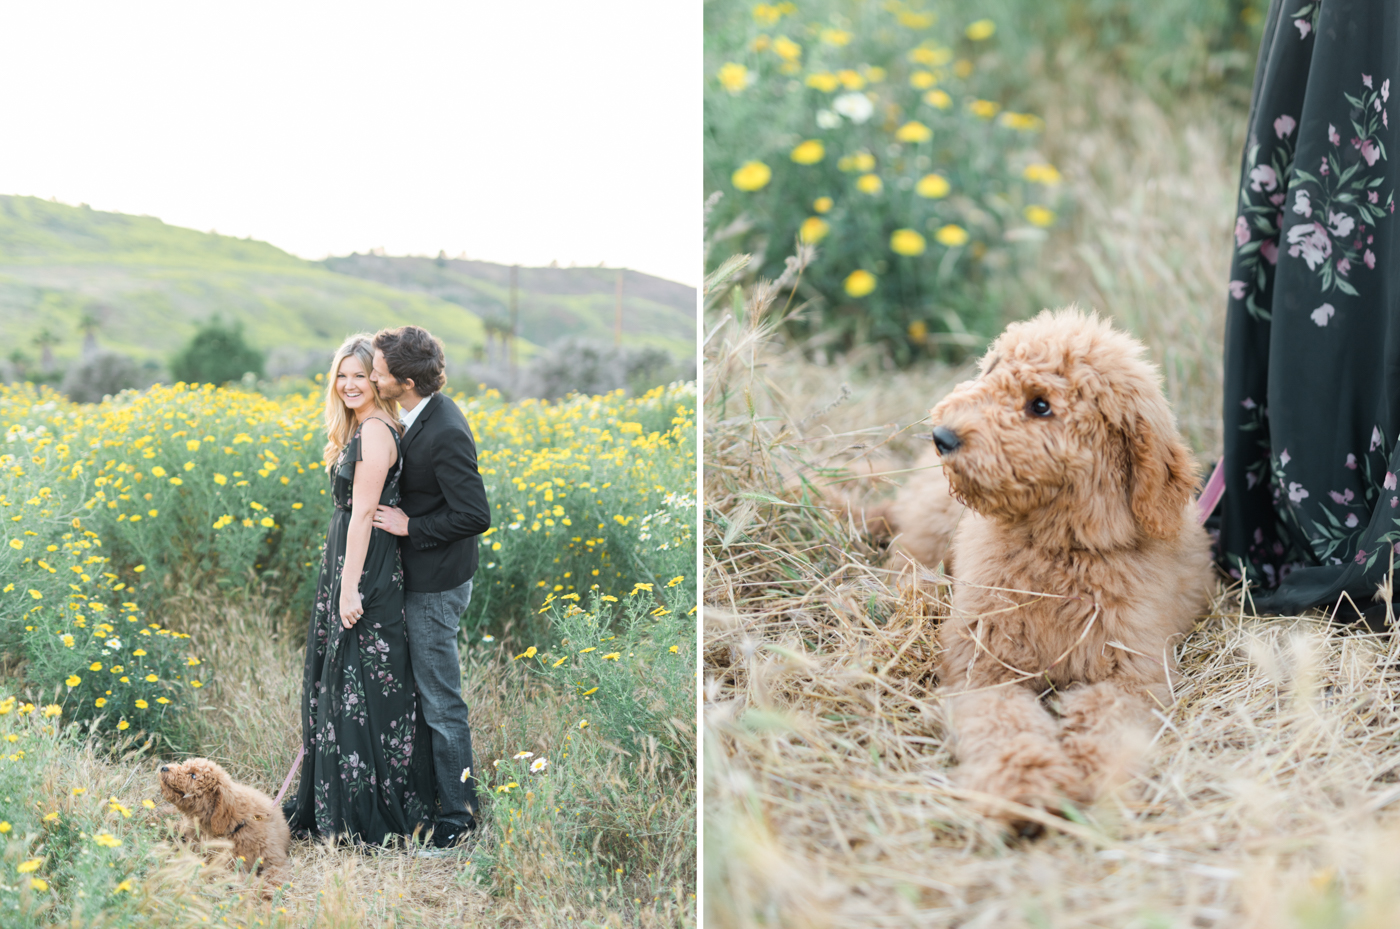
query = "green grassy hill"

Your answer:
(0, 196), (695, 377)
(323, 255), (696, 359)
